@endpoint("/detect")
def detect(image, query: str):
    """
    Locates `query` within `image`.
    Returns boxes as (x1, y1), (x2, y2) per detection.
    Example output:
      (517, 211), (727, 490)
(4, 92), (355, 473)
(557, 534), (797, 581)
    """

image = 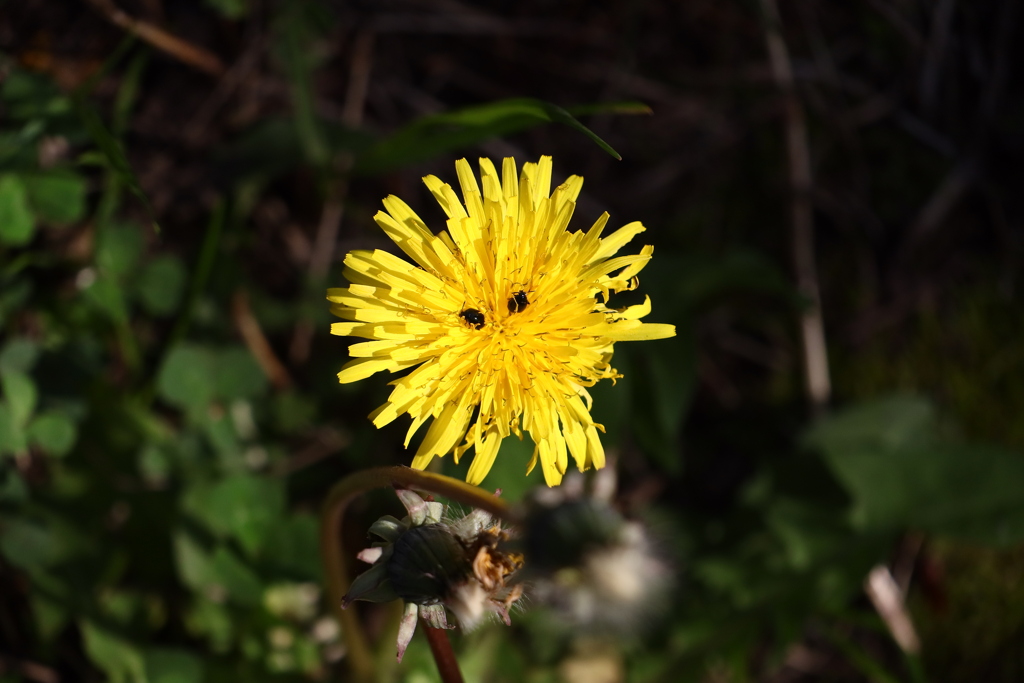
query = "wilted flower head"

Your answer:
(343, 489), (523, 661)
(516, 471), (671, 630)
(329, 156), (675, 486)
